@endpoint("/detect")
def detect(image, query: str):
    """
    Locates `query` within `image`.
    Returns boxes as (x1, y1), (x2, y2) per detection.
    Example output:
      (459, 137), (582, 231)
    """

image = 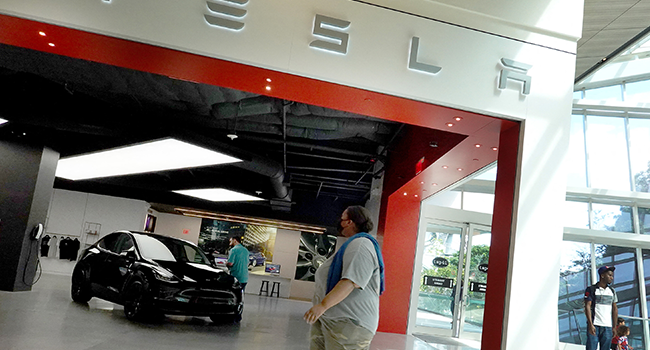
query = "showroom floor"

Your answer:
(0, 268), (479, 350)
